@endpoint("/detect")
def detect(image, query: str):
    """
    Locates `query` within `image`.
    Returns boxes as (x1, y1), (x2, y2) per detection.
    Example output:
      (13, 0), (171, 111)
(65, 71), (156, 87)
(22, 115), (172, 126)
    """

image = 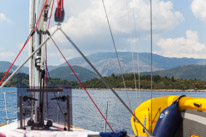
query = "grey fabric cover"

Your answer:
(175, 109), (206, 137)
